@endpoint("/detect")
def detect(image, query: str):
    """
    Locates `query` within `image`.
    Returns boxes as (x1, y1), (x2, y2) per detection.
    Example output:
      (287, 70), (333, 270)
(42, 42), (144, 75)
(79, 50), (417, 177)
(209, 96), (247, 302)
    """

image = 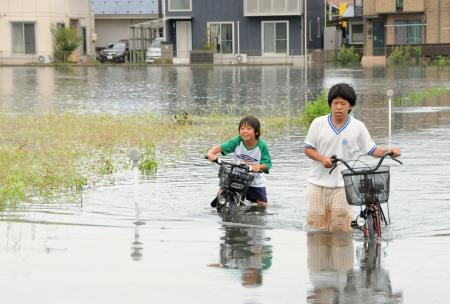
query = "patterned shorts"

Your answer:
(307, 183), (352, 232)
